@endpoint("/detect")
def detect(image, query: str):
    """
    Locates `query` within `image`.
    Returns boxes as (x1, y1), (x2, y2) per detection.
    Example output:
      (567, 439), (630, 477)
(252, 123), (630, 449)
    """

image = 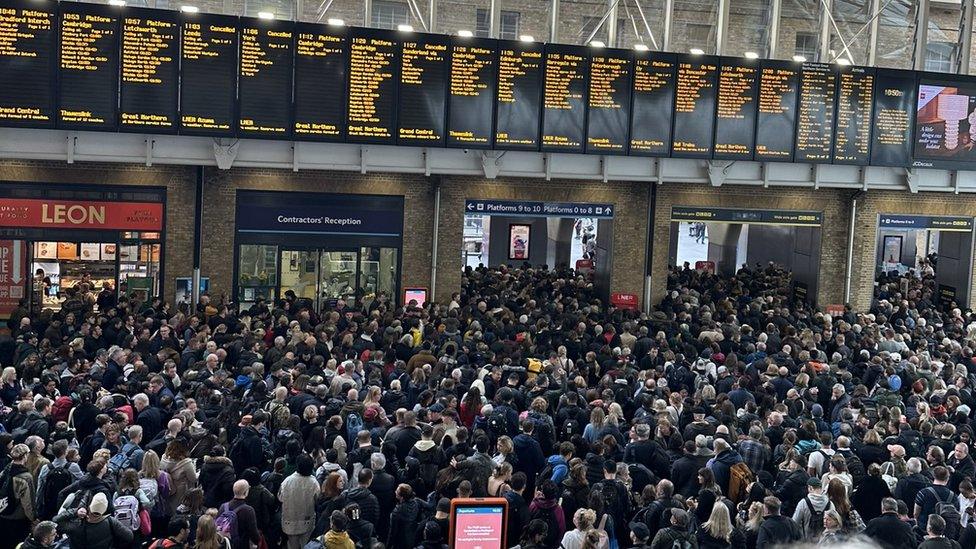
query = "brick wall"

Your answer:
(651, 184), (853, 307)
(850, 191), (976, 311)
(435, 176), (650, 304)
(0, 160), (196, 302)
